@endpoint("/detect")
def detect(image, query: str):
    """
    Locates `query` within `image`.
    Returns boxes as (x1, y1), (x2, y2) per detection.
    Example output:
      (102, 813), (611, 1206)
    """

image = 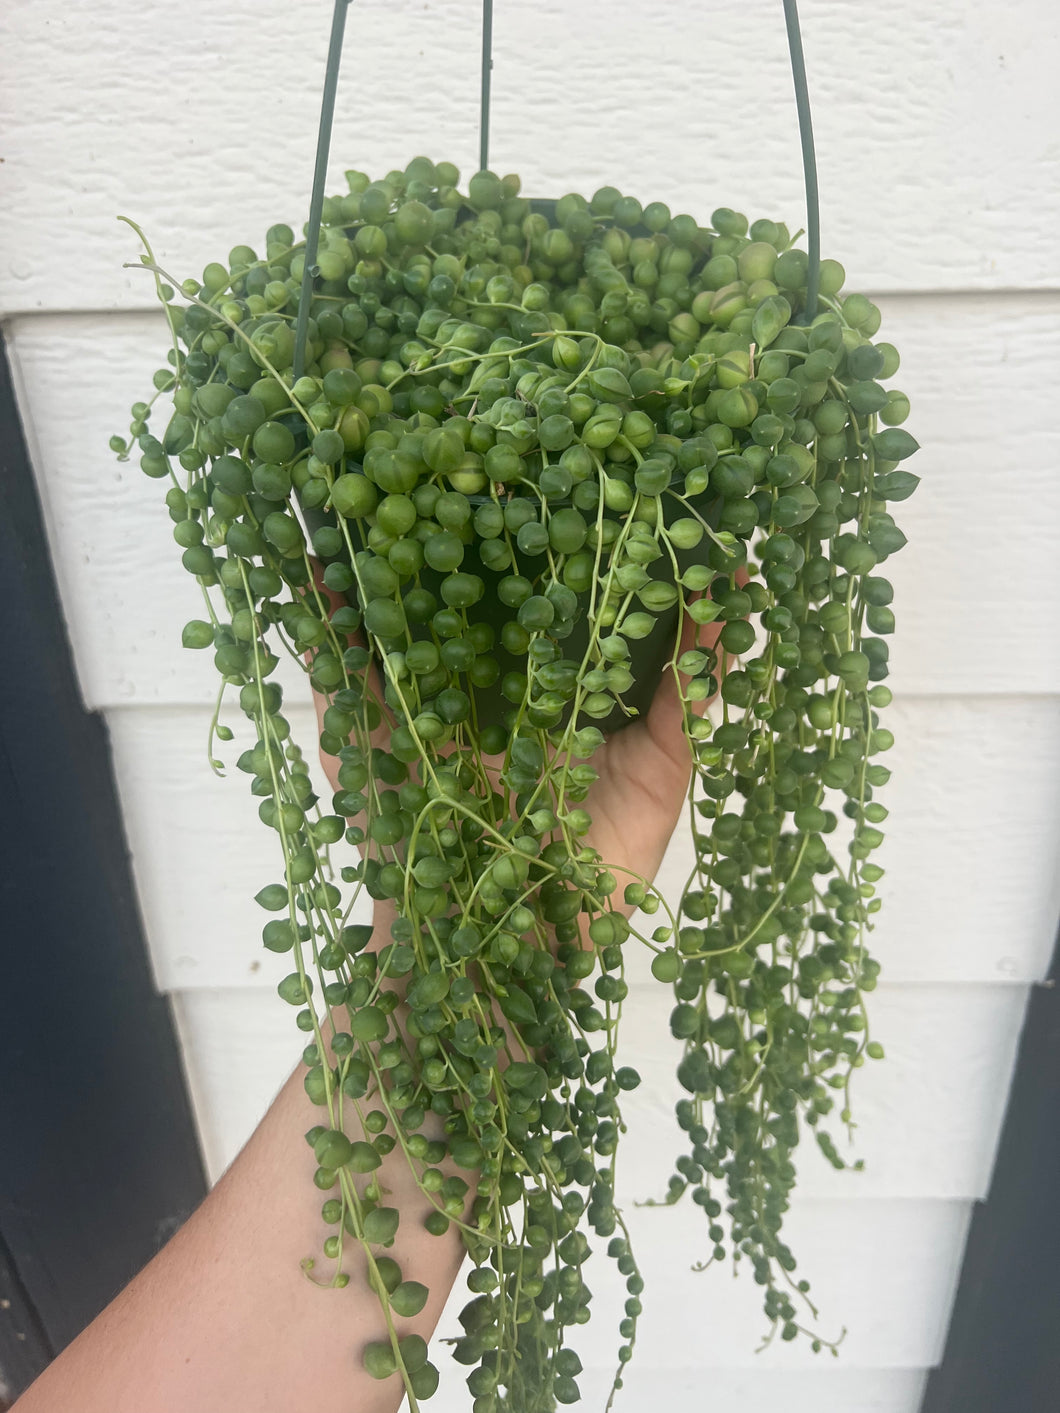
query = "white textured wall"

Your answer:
(4, 3), (1059, 1411)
